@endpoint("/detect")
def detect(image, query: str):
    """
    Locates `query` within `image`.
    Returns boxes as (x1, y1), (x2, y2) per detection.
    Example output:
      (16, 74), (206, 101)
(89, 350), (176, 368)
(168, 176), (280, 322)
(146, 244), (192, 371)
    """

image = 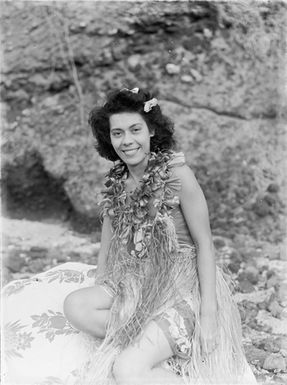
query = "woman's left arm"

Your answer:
(174, 165), (218, 354)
